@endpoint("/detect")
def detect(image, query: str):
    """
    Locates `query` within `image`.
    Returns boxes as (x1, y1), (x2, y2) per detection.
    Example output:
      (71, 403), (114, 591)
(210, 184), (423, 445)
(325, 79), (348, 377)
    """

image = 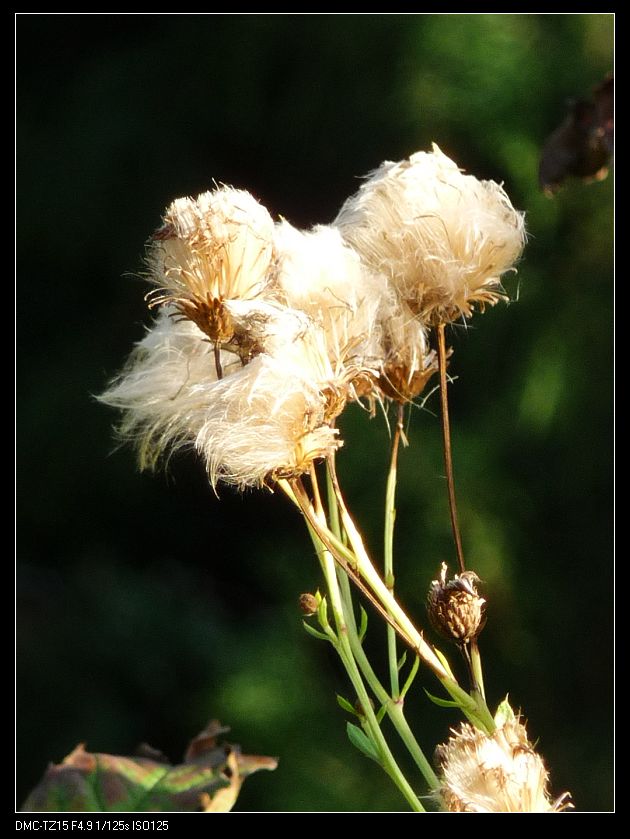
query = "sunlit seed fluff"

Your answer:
(222, 298), (312, 362)
(274, 221), (384, 382)
(196, 351), (342, 489)
(437, 720), (571, 813)
(99, 309), (346, 489)
(335, 144), (526, 324)
(98, 311), (234, 471)
(274, 221), (438, 403)
(147, 187), (275, 346)
(193, 321), (352, 488)
(377, 296), (435, 402)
